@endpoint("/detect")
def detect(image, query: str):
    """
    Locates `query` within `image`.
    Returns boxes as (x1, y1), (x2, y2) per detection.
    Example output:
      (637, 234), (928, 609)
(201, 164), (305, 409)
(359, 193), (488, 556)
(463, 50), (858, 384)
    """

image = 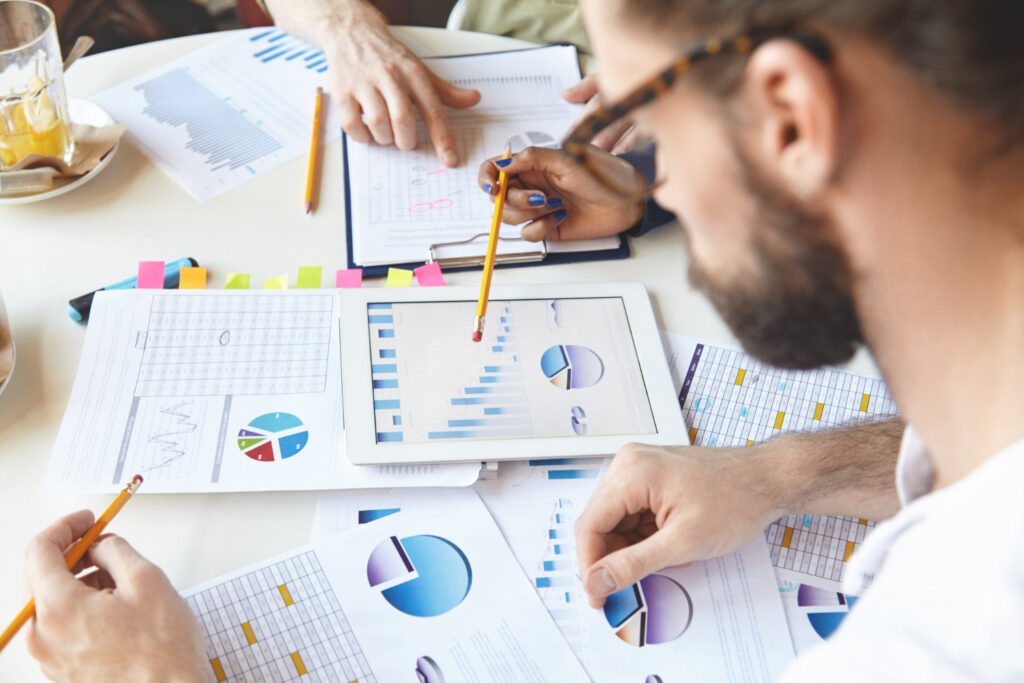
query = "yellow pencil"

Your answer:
(472, 145), (512, 342)
(0, 475), (143, 653)
(304, 86), (325, 214)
